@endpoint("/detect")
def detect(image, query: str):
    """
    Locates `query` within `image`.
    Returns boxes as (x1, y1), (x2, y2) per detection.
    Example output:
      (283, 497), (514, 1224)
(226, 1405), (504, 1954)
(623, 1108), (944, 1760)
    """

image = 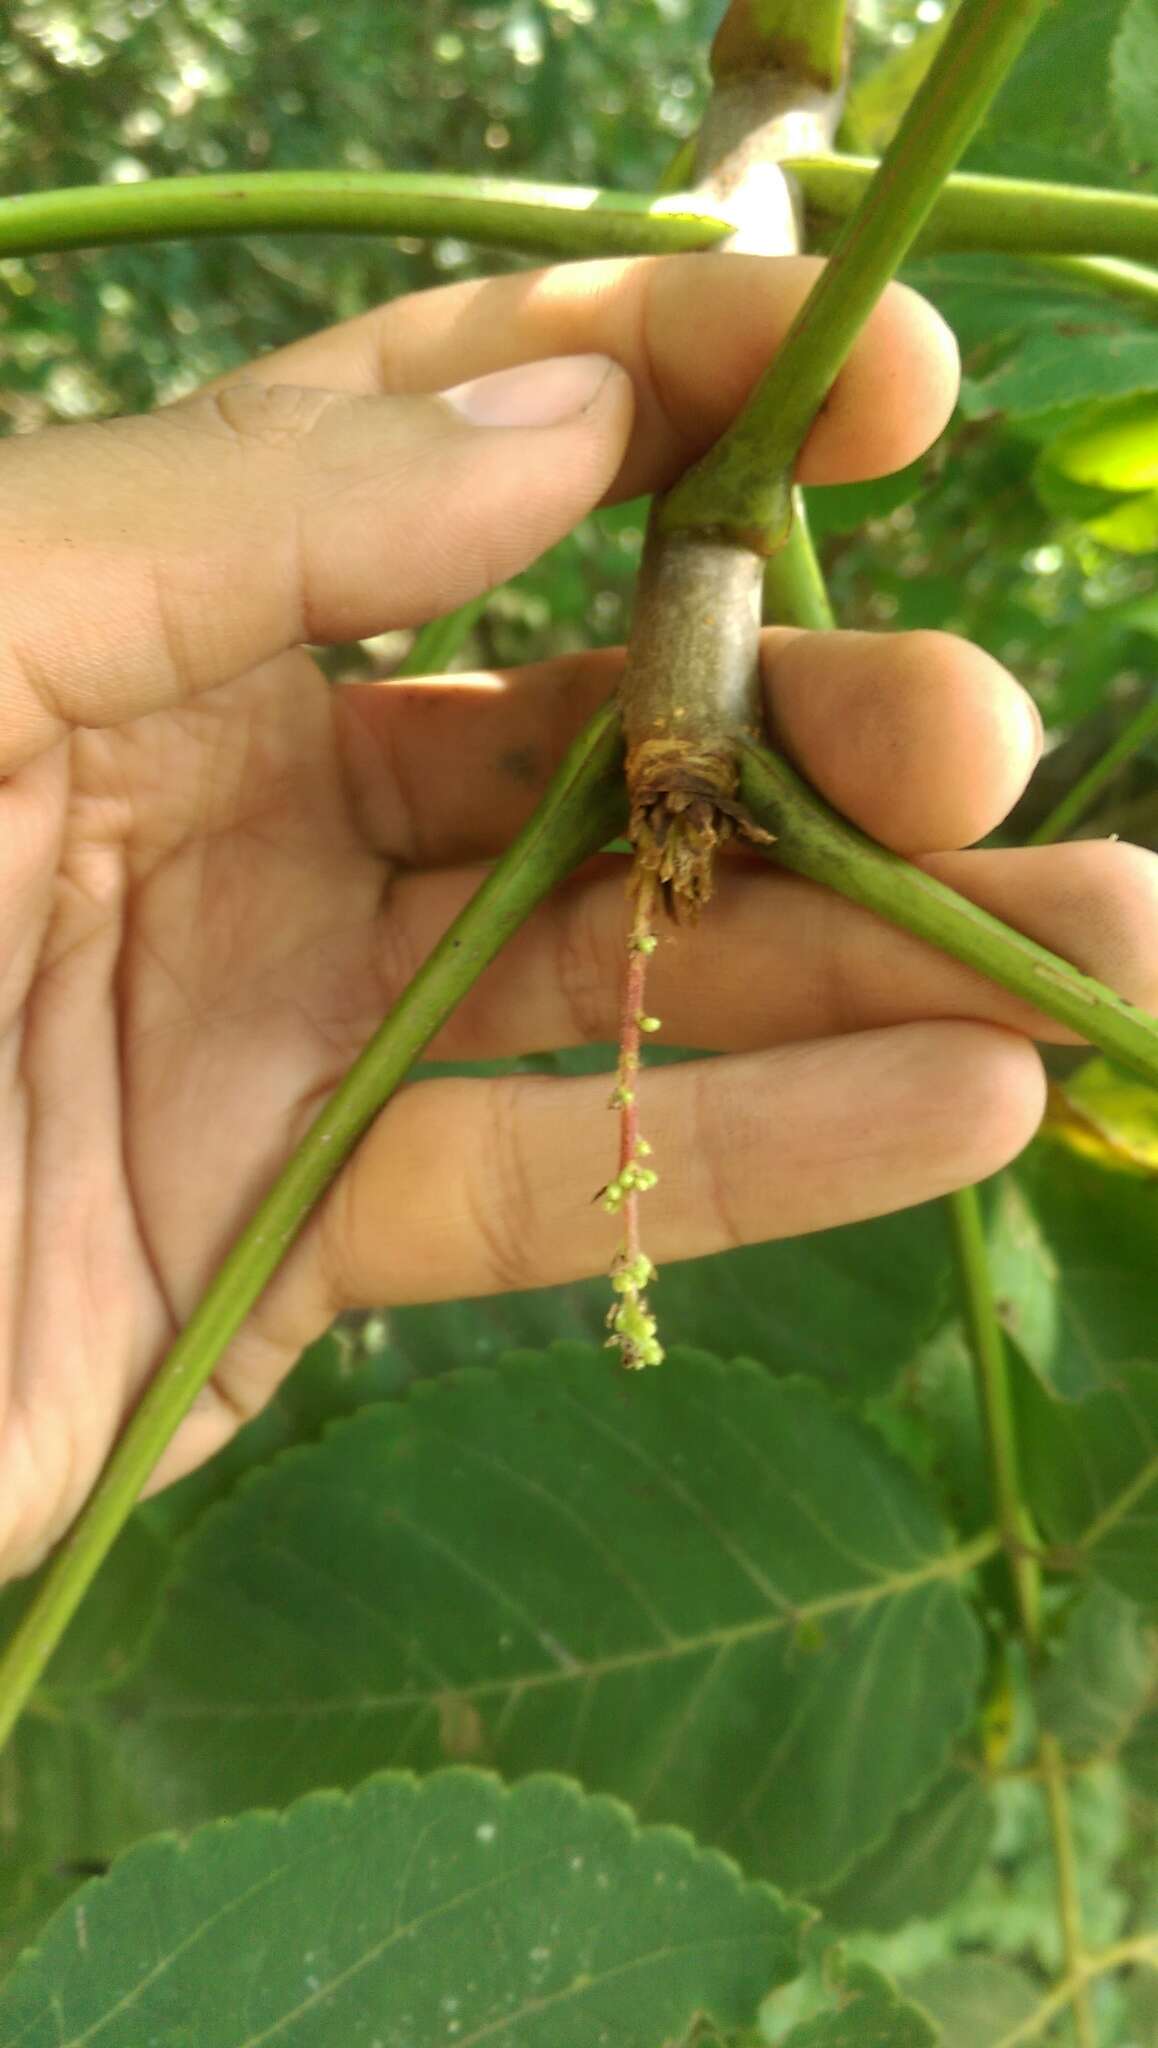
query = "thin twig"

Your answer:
(1039, 1732), (1098, 2048)
(1030, 691), (1158, 846)
(945, 1186), (1042, 1649)
(990, 1933), (1158, 2048)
